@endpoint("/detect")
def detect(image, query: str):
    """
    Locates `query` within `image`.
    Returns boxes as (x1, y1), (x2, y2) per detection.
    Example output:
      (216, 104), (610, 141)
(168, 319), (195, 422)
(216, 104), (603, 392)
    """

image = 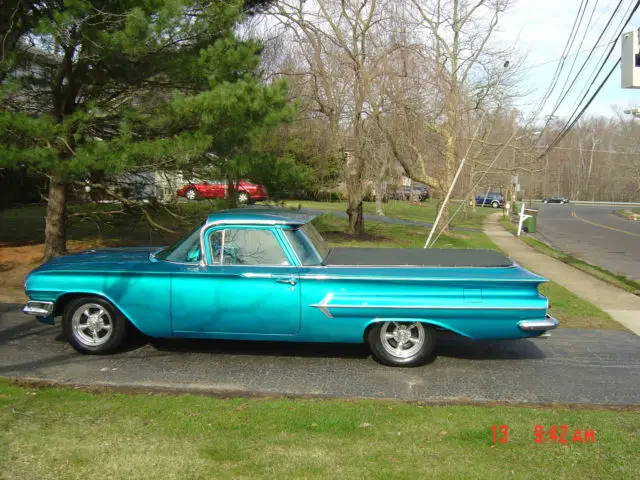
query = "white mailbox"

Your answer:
(621, 30), (640, 89)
